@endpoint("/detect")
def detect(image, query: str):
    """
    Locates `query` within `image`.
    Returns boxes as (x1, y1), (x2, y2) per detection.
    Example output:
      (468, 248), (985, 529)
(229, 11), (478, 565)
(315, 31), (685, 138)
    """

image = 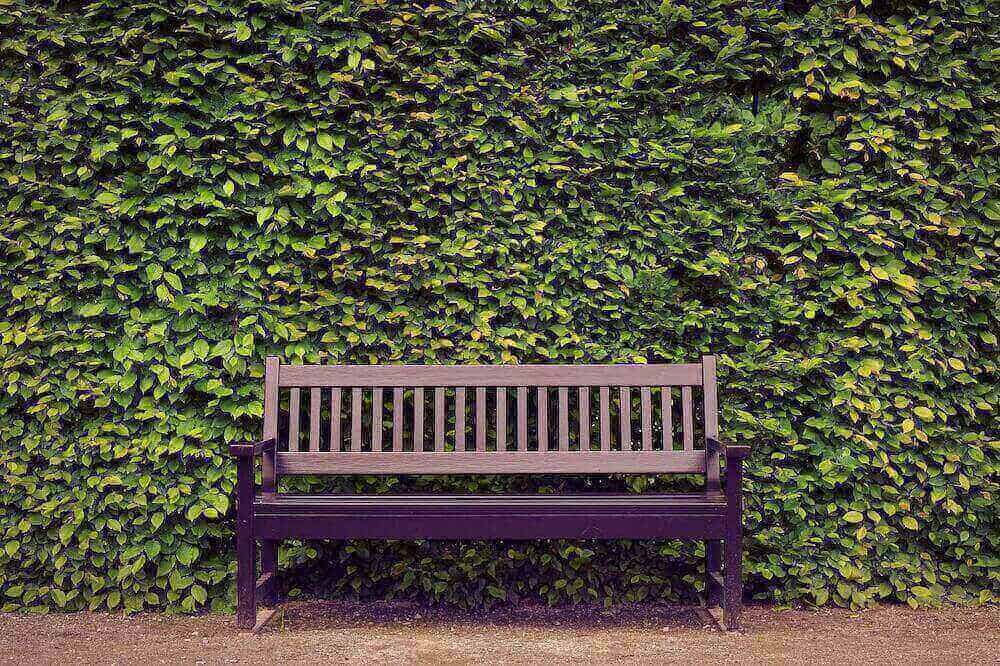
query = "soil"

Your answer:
(2, 601), (997, 665)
